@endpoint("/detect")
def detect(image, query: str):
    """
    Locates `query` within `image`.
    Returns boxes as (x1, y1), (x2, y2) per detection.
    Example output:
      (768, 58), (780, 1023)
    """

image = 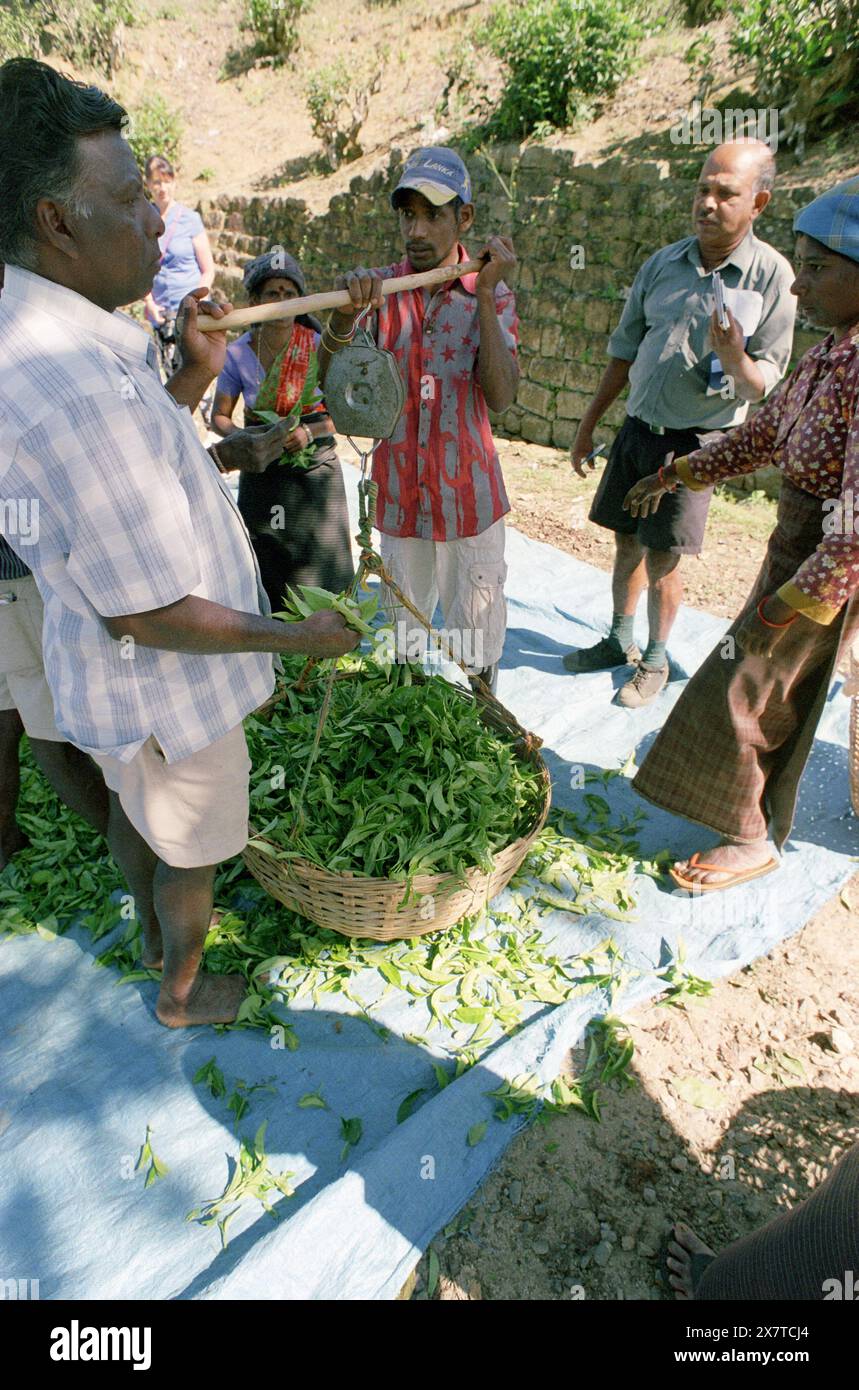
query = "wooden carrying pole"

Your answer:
(196, 259), (485, 332)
